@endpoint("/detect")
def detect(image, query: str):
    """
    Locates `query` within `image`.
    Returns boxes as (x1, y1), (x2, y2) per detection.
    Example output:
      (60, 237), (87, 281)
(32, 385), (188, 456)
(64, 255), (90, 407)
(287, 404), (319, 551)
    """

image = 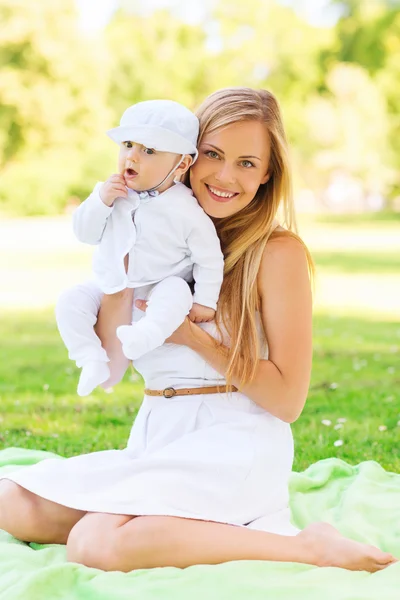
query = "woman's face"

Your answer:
(190, 120), (271, 218)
